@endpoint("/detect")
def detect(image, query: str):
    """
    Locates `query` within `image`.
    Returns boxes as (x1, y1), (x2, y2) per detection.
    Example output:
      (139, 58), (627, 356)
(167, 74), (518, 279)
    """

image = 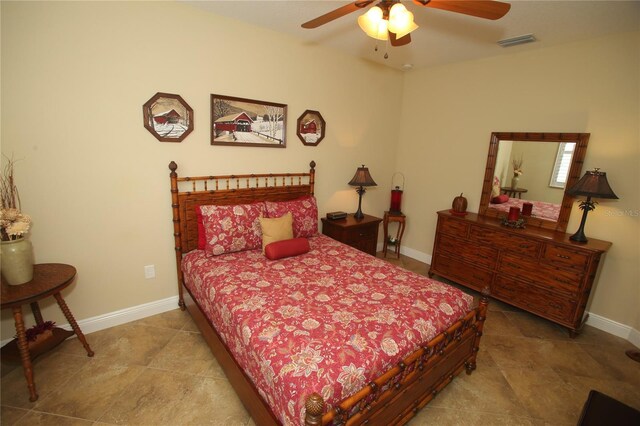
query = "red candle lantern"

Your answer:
(389, 173), (405, 213)
(508, 206), (520, 221)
